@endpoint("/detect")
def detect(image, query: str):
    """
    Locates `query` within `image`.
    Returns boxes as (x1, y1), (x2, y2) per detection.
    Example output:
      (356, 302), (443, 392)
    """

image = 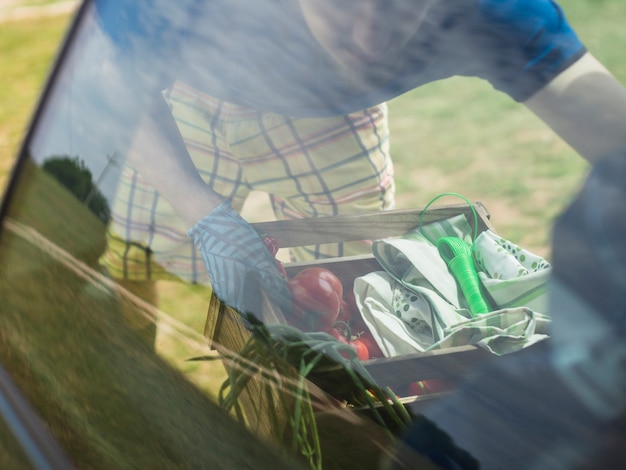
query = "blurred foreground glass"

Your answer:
(2, 0), (625, 468)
